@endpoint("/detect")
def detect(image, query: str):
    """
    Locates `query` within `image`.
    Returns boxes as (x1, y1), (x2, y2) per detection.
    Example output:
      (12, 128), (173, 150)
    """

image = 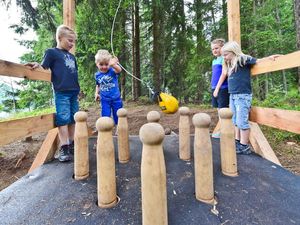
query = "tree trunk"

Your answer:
(134, 0), (141, 97)
(195, 0), (205, 103)
(120, 6), (127, 101)
(152, 0), (163, 92)
(275, 3), (288, 95)
(132, 3), (137, 100)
